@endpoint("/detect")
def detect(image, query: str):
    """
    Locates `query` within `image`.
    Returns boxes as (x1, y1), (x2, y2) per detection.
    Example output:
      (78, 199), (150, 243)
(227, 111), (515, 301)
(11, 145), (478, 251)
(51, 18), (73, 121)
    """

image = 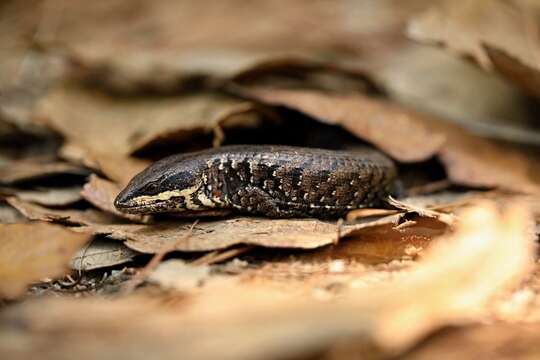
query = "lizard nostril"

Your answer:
(114, 191), (130, 208)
